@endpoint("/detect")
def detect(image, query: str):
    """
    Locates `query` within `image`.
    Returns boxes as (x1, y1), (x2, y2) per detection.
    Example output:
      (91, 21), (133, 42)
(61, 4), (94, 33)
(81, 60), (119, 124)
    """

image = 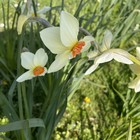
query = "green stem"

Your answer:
(17, 31), (25, 140)
(7, 0), (10, 30)
(17, 83), (25, 140)
(21, 82), (30, 118)
(61, 0), (64, 11)
(1, 0), (6, 31)
(17, 85), (23, 119)
(21, 82), (32, 140)
(16, 25), (27, 140)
